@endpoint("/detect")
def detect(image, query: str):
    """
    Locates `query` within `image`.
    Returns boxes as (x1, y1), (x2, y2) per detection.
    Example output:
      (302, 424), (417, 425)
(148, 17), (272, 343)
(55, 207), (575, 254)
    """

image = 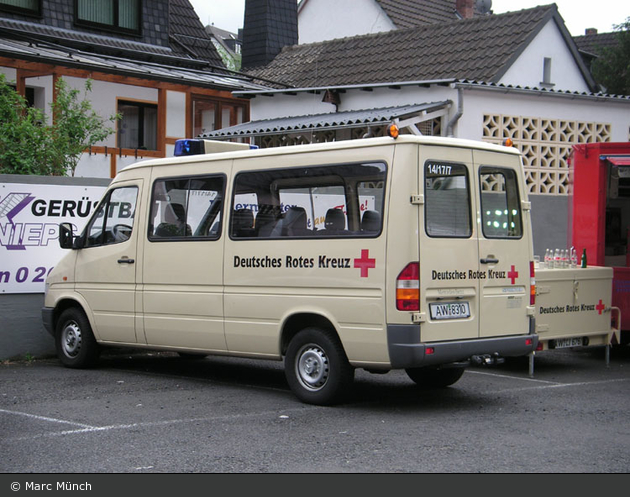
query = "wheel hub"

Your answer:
(297, 346), (329, 391)
(62, 322), (82, 358)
